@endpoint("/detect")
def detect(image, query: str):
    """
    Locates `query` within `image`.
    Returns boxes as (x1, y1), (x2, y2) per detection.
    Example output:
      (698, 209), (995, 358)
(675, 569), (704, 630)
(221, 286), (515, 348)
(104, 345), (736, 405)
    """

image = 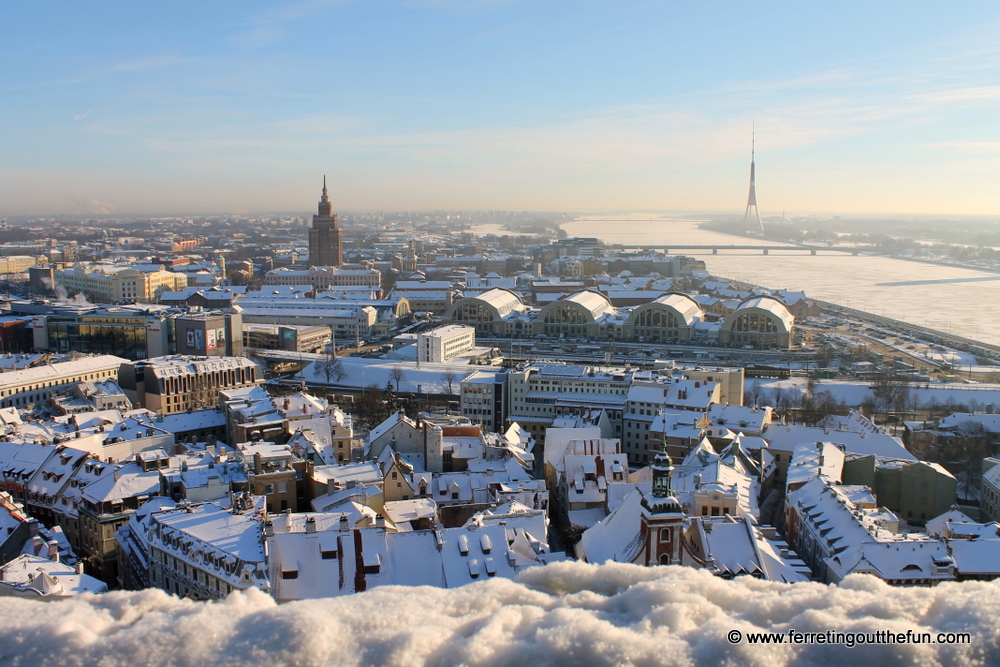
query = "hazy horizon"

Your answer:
(3, 2), (1000, 217)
